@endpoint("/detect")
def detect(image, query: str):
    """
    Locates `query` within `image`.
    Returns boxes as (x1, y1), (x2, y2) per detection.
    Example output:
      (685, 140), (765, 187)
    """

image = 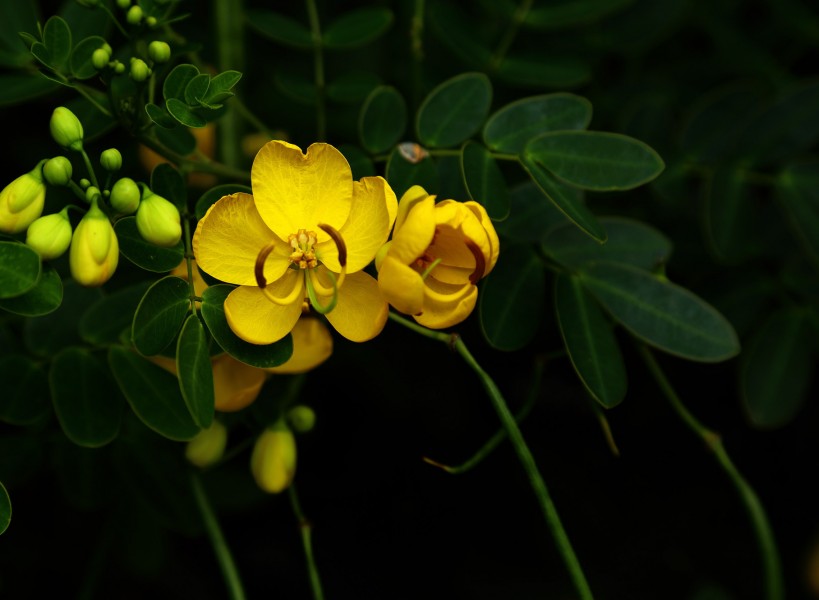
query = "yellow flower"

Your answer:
(193, 140), (397, 344)
(70, 199), (119, 287)
(0, 162), (46, 234)
(376, 185), (499, 329)
(250, 422), (297, 494)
